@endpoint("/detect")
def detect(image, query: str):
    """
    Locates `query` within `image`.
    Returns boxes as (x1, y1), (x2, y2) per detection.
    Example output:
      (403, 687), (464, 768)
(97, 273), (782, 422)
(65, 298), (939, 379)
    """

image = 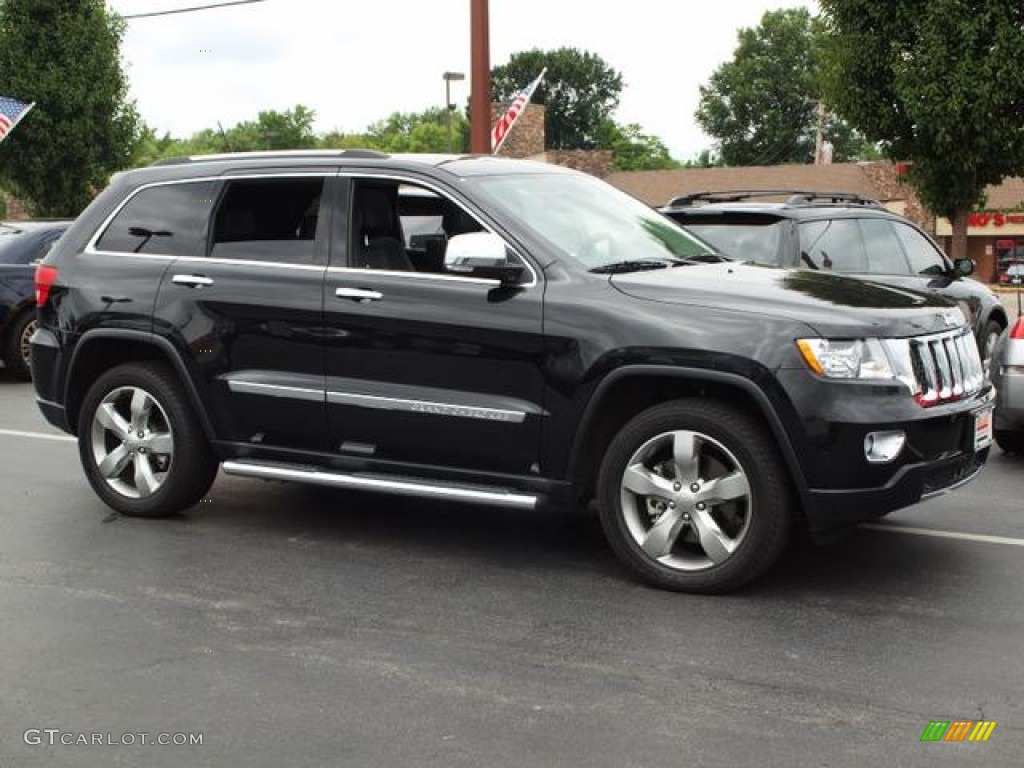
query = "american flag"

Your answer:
(491, 69), (547, 154)
(0, 96), (34, 143)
